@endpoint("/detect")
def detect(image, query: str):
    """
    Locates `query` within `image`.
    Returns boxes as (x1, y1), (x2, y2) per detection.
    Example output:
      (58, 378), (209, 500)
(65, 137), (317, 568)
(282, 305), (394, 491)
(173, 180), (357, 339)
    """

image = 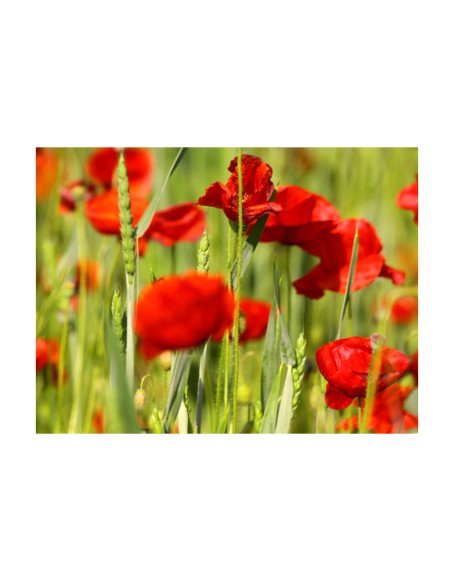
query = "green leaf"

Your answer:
(275, 365), (295, 434)
(137, 148), (188, 237)
(273, 262), (296, 367)
(106, 322), (140, 434)
(230, 189), (277, 289)
(260, 295), (280, 411)
(195, 342), (209, 433)
(260, 364), (284, 433)
(163, 349), (192, 432)
(336, 225), (359, 340)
